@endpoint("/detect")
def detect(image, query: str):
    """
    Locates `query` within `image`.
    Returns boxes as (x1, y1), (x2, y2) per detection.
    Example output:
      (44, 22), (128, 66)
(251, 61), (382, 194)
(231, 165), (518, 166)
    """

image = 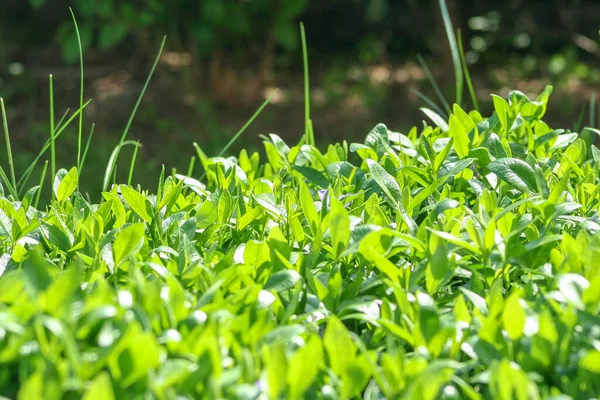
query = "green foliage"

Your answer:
(1, 85), (600, 399)
(28, 0), (308, 63)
